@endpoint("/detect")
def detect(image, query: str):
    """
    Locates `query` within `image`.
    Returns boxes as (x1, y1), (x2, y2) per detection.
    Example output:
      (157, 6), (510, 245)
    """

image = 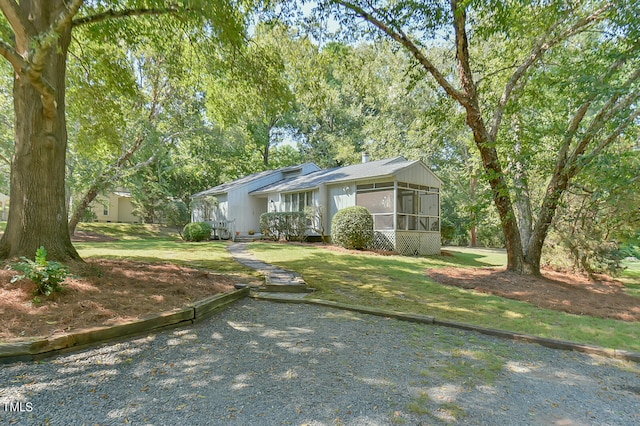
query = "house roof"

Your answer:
(112, 191), (132, 198)
(251, 156), (427, 195)
(191, 163), (316, 198)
